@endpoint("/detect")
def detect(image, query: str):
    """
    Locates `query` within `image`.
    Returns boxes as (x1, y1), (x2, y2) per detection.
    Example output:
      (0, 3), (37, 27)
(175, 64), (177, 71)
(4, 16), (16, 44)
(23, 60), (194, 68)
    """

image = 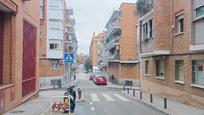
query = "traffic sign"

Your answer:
(64, 53), (74, 63)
